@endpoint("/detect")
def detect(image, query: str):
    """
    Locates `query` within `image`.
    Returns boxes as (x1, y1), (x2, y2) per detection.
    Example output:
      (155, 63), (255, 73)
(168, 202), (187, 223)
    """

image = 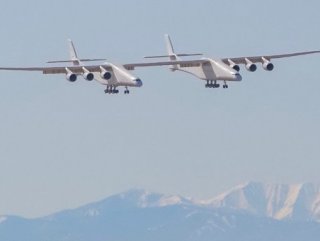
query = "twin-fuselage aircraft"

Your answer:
(0, 35), (319, 94)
